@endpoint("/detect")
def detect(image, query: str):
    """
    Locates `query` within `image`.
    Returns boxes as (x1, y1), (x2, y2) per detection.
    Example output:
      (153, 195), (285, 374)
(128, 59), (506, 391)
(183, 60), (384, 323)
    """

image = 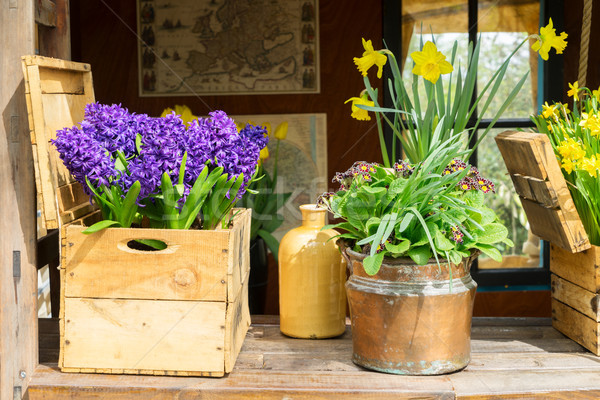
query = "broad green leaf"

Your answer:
(82, 219), (121, 234)
(385, 239), (410, 255)
(474, 243), (502, 262)
(478, 223), (508, 245)
(434, 229), (455, 251)
(408, 245), (431, 265)
(363, 252), (385, 275)
(135, 239), (168, 250)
